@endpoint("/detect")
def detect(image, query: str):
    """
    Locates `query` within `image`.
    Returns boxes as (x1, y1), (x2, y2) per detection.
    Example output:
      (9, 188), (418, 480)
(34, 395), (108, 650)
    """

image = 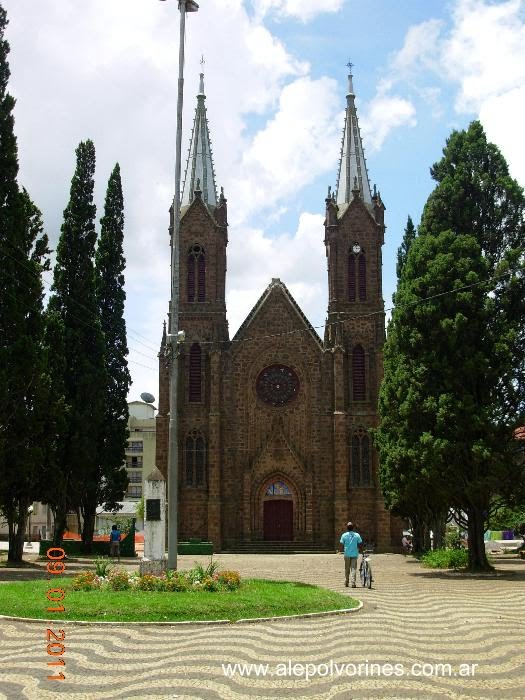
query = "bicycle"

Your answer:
(359, 547), (373, 588)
